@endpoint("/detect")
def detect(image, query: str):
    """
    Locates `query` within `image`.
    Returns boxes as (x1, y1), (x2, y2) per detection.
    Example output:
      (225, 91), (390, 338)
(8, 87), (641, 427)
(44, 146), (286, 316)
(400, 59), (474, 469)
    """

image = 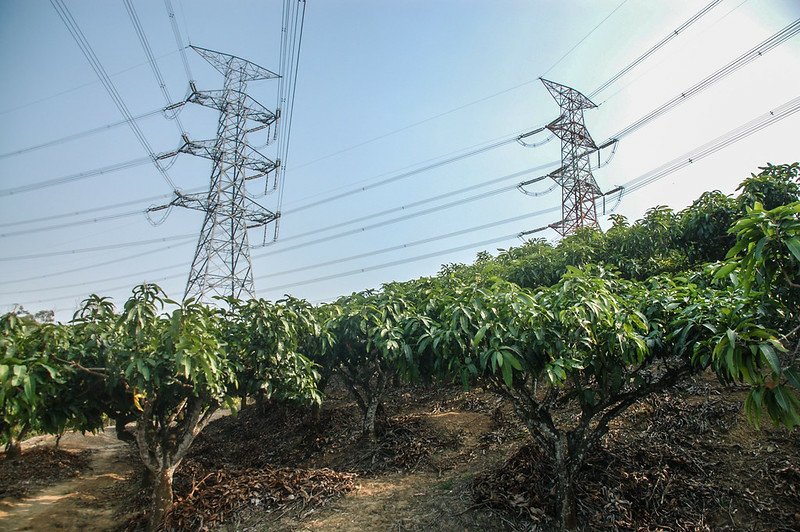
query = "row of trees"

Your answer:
(2, 163), (799, 530)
